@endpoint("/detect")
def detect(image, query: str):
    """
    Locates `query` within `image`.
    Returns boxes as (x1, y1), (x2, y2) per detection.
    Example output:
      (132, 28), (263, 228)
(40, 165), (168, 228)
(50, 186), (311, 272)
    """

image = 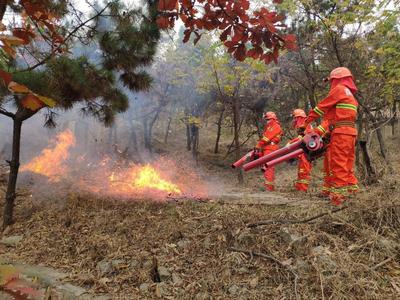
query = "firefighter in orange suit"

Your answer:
(290, 109), (313, 192)
(303, 67), (359, 205)
(255, 112), (283, 191)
